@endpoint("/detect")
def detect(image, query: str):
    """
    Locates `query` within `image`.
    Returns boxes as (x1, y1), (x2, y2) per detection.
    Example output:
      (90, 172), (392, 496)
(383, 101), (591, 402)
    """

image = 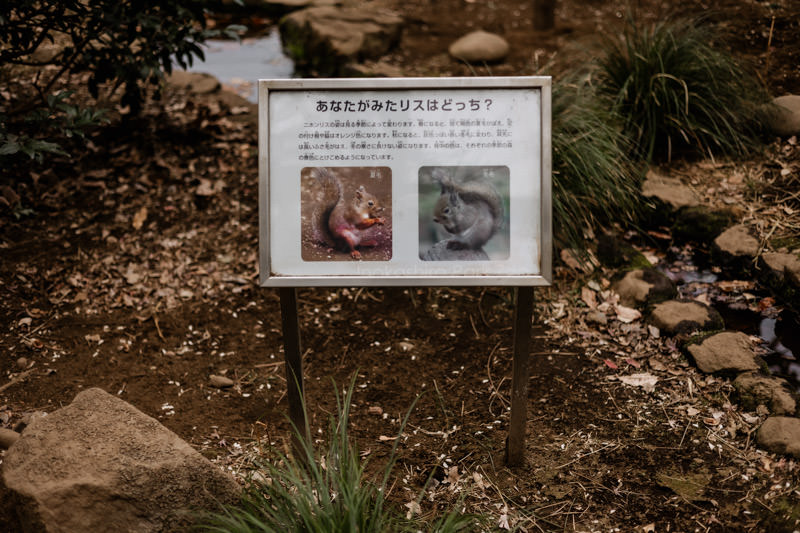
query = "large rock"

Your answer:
(762, 252), (800, 288)
(757, 416), (800, 458)
(2, 388), (240, 533)
(734, 373), (796, 415)
(763, 95), (800, 137)
(280, 6), (403, 76)
(448, 31), (510, 63)
(714, 224), (760, 258)
(613, 268), (676, 308)
(641, 169), (700, 209)
(648, 299), (723, 335)
(686, 331), (760, 374)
